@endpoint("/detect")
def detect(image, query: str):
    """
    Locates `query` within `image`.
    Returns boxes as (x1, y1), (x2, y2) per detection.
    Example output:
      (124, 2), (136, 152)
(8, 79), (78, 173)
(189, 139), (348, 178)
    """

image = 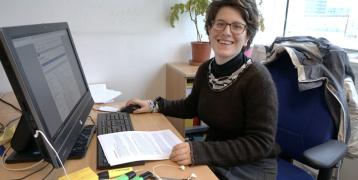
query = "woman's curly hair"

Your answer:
(205, 0), (259, 50)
